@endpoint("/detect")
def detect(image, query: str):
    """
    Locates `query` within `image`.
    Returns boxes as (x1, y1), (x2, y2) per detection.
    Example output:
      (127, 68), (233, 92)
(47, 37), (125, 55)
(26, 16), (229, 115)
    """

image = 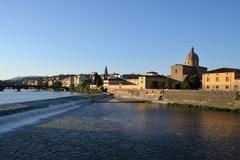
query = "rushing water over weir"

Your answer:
(0, 99), (90, 134)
